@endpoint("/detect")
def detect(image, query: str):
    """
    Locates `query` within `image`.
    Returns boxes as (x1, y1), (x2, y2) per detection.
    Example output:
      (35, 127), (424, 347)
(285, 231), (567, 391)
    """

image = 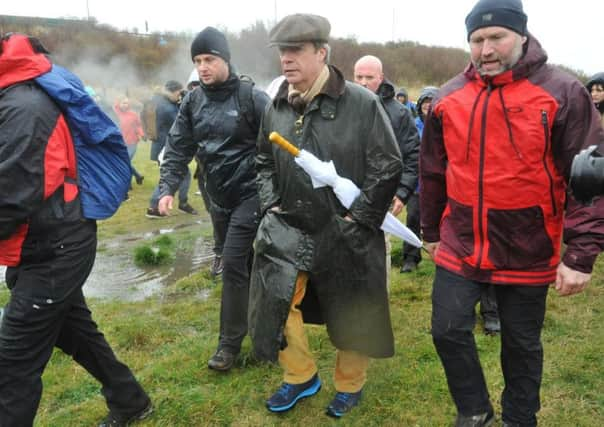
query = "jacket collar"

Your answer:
(200, 70), (239, 101)
(274, 65), (346, 106)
